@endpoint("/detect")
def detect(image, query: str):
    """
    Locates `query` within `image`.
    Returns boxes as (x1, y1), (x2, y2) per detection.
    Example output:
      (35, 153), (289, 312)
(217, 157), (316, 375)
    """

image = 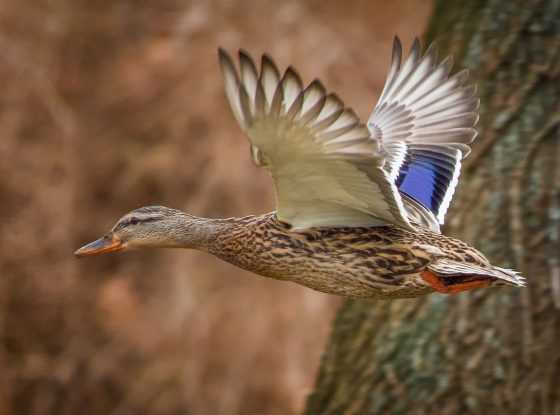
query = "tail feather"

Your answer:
(489, 265), (526, 287)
